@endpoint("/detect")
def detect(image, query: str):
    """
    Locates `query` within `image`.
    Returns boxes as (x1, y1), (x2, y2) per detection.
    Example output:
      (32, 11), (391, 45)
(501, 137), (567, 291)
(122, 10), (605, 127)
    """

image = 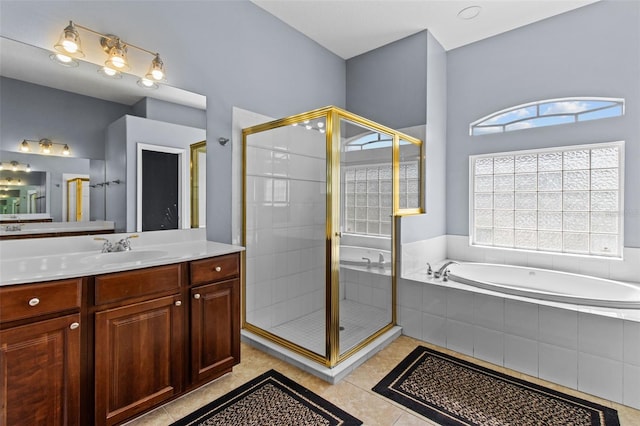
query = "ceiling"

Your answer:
(251, 0), (599, 59)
